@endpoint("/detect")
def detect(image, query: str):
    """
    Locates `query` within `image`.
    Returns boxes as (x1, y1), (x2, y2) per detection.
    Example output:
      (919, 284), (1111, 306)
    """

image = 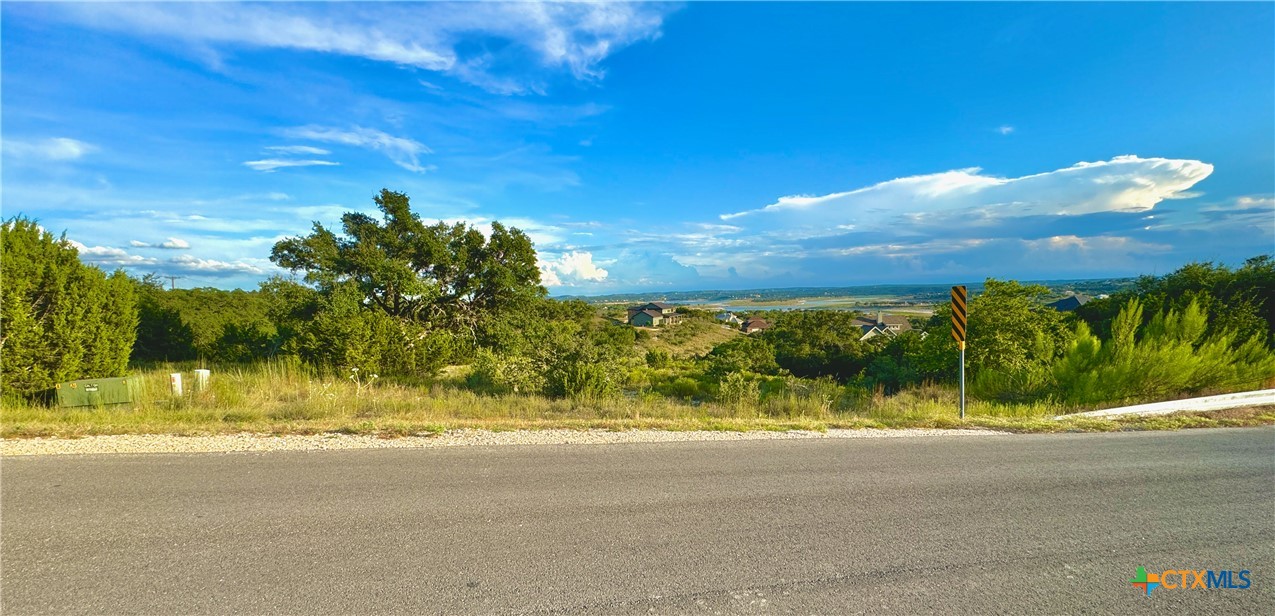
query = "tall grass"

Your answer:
(2, 361), (1270, 438)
